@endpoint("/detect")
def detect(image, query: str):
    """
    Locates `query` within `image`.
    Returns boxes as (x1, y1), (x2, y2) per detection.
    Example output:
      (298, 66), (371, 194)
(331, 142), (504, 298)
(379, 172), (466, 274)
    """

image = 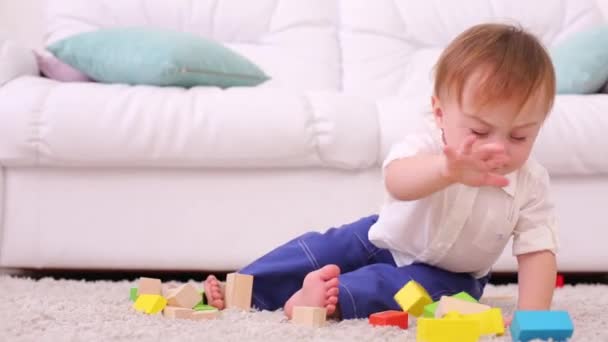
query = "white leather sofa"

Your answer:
(1, 0), (607, 273)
